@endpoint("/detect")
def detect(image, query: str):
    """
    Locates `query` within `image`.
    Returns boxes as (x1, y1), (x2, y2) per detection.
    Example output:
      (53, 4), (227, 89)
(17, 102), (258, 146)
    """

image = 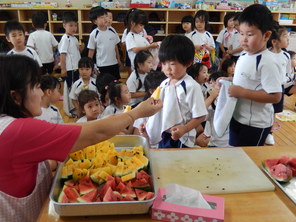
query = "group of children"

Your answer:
(3, 4), (296, 147)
